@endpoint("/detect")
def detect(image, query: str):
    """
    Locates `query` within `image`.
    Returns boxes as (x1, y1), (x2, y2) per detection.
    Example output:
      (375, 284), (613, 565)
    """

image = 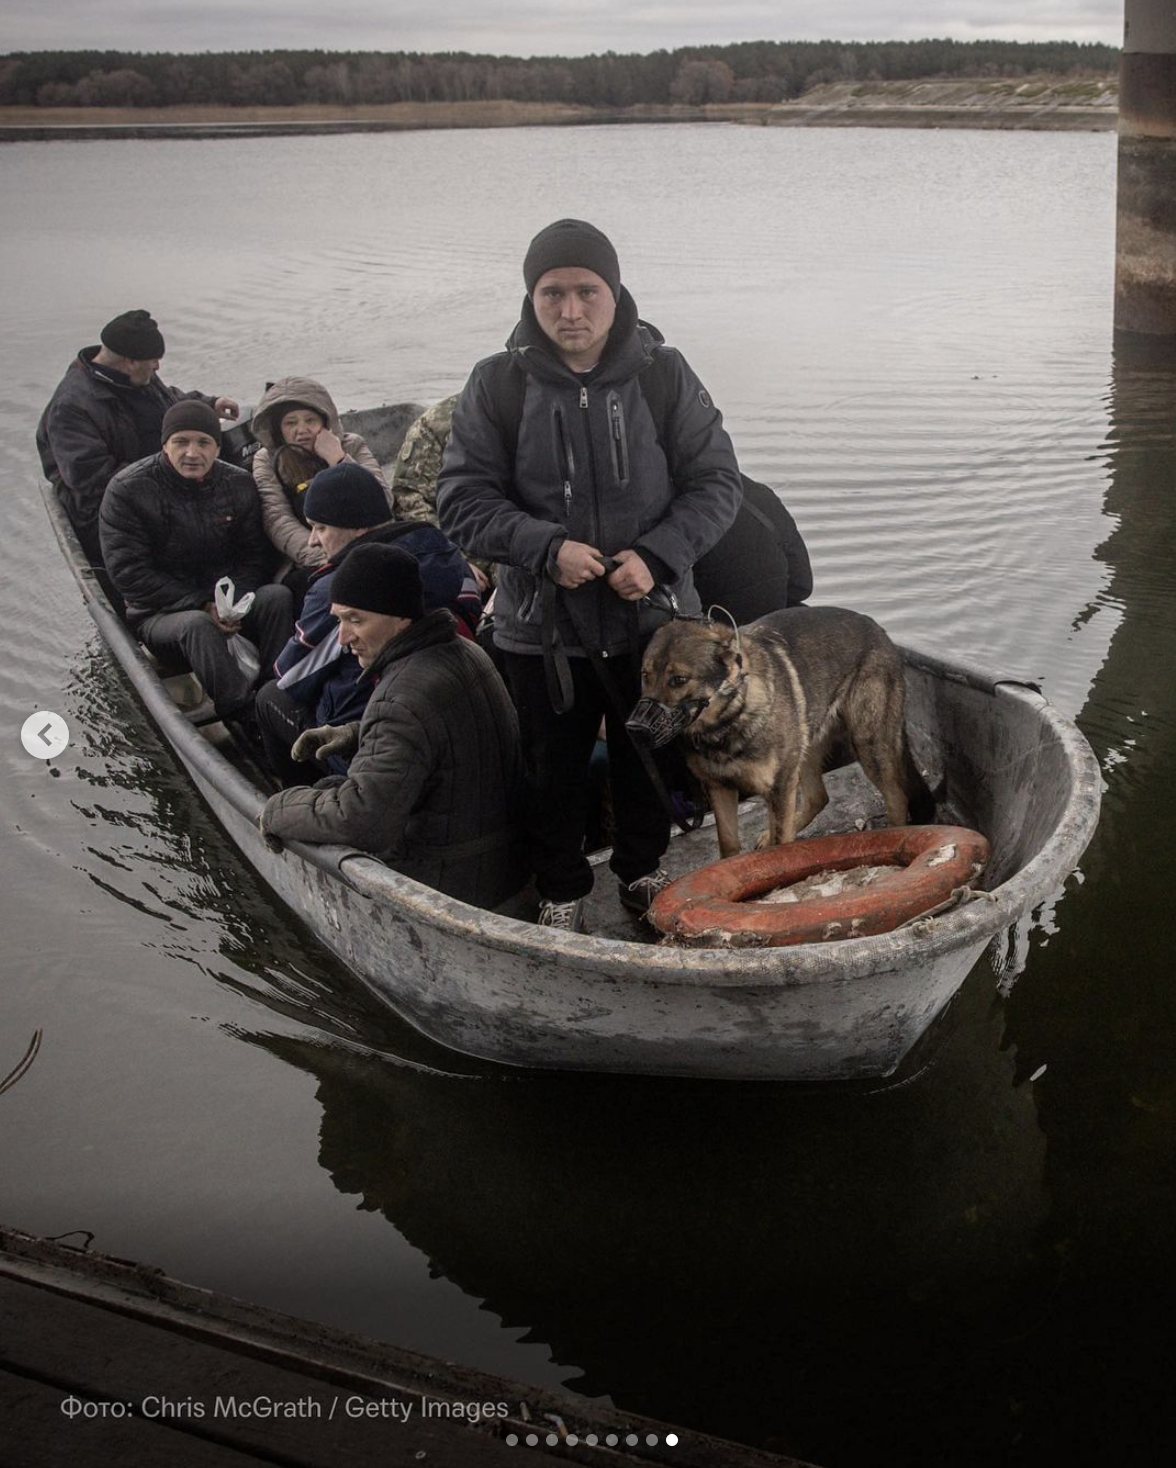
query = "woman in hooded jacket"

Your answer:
(251, 376), (391, 582)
